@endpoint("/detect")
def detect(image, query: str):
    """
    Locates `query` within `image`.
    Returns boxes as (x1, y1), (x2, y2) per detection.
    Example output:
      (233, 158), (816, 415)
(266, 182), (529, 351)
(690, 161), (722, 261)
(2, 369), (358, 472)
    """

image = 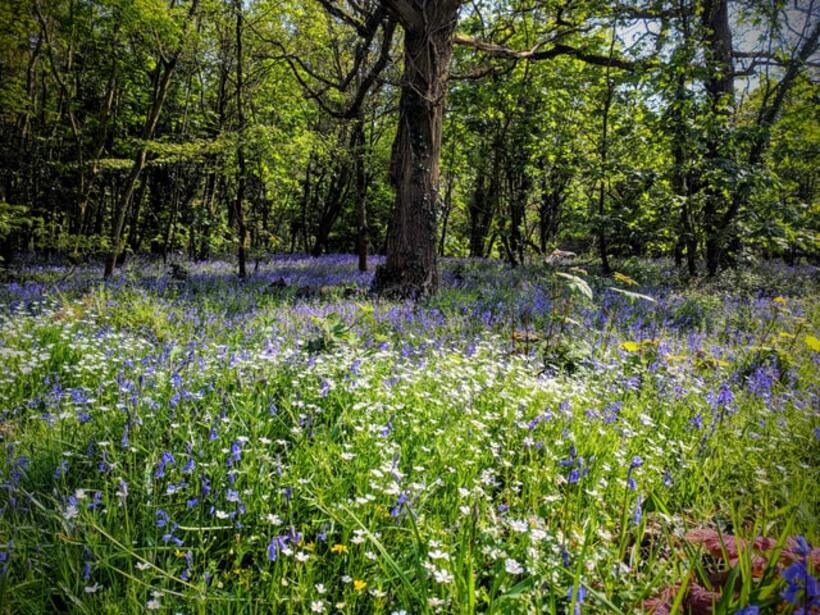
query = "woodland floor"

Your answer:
(0, 255), (818, 614)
